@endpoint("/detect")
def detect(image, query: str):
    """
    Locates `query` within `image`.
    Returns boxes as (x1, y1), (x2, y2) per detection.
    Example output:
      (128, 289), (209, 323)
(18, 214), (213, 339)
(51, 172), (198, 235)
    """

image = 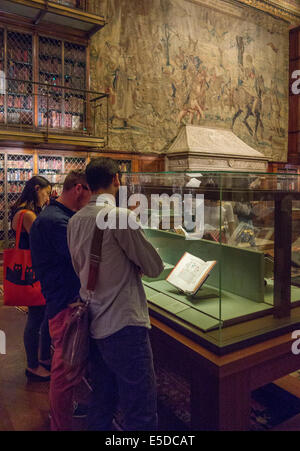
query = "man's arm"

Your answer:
(49, 218), (71, 258)
(113, 211), (164, 278)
